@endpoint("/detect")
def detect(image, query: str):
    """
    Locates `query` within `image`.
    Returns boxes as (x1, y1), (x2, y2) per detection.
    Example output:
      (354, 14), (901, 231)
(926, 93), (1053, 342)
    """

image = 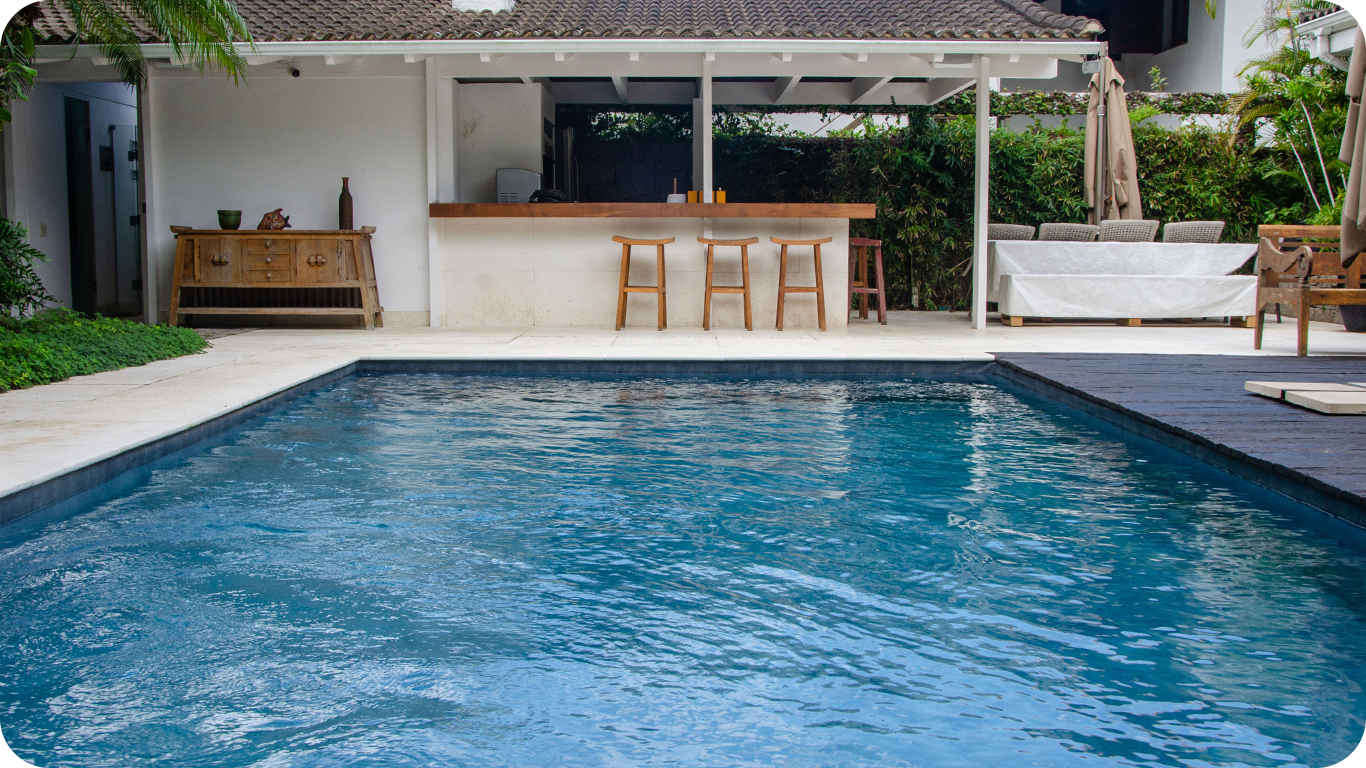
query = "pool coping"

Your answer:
(2, 357), (1362, 531)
